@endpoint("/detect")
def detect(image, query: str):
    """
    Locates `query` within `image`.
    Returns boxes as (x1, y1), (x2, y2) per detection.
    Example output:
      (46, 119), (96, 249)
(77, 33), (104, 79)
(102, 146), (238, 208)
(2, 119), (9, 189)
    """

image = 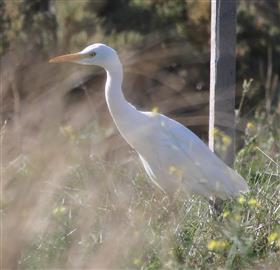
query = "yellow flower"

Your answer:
(222, 135), (231, 146)
(219, 240), (228, 249)
(149, 107), (160, 117)
(151, 106), (159, 113)
(207, 240), (218, 250)
(168, 165), (183, 178)
(133, 258), (141, 265)
(222, 210), (230, 218)
(62, 124), (74, 135)
(248, 198), (260, 207)
(169, 165), (177, 173)
(52, 206), (66, 215)
(268, 232), (279, 243)
(60, 124), (76, 141)
(238, 195), (246, 204)
(210, 127), (220, 137)
(246, 122), (255, 130)
(234, 214), (241, 222)
(208, 239), (228, 251)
